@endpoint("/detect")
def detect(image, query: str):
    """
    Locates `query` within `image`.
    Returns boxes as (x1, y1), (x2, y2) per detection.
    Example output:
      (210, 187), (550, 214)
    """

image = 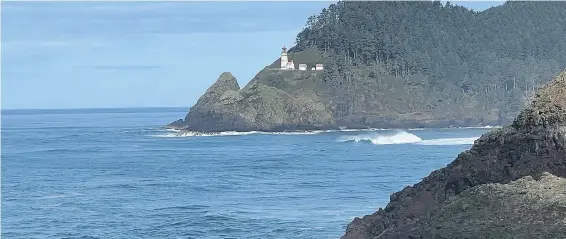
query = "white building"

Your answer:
(280, 46), (289, 69)
(280, 46), (296, 70)
(286, 60), (295, 70)
(280, 46), (322, 71)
